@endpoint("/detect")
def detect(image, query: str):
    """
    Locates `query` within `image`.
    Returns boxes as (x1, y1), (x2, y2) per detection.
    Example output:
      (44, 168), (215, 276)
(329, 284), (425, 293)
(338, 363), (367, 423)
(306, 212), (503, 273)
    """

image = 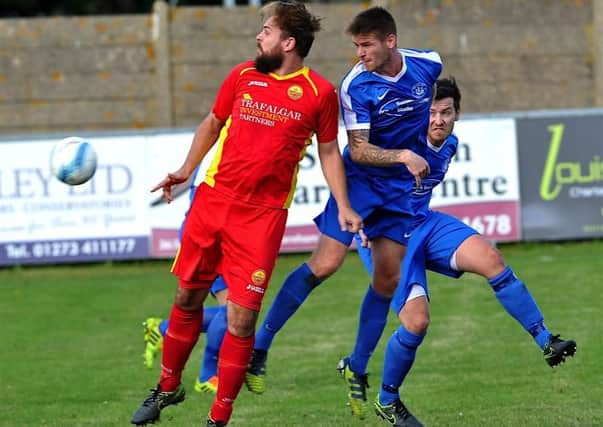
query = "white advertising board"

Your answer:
(0, 135), (150, 264)
(0, 118), (522, 264)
